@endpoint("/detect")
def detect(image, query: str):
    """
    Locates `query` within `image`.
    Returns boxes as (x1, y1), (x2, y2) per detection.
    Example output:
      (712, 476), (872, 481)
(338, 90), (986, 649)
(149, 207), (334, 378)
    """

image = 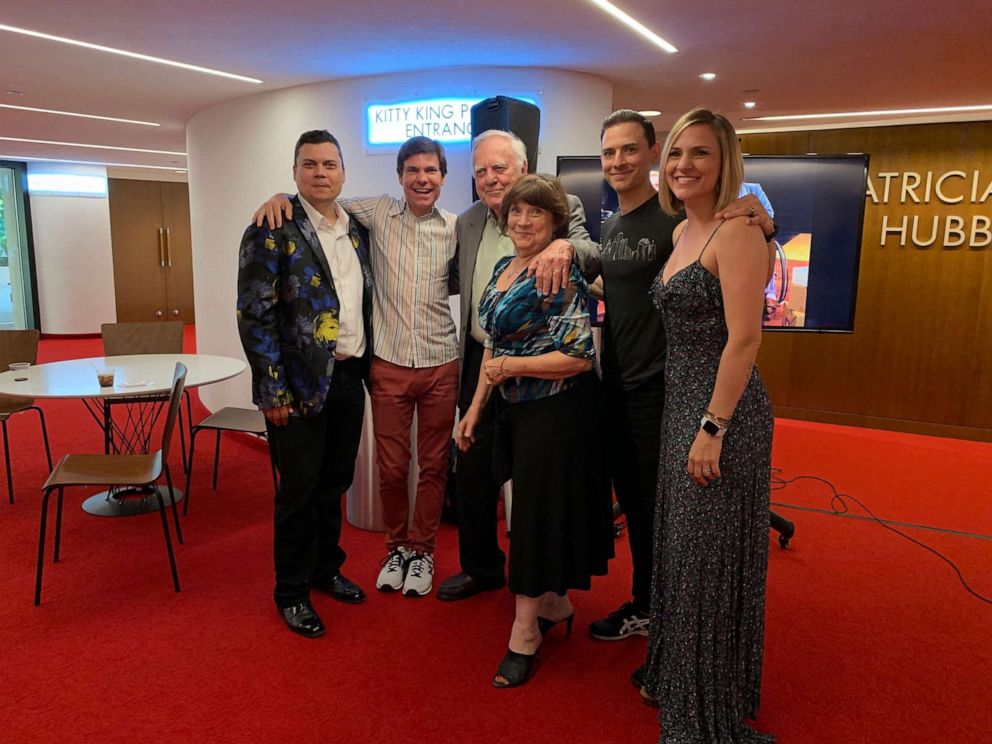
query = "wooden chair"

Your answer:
(34, 363), (187, 605)
(101, 321), (184, 356)
(101, 321), (191, 467)
(182, 407), (278, 515)
(0, 330), (53, 504)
